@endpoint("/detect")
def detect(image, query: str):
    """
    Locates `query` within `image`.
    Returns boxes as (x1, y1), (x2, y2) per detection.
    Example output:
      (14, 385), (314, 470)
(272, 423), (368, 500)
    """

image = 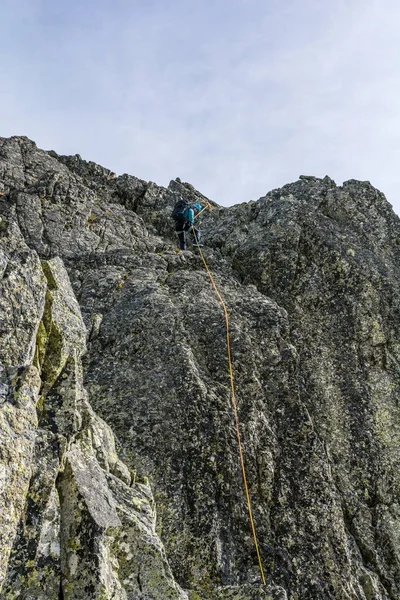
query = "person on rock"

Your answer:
(171, 200), (202, 250)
